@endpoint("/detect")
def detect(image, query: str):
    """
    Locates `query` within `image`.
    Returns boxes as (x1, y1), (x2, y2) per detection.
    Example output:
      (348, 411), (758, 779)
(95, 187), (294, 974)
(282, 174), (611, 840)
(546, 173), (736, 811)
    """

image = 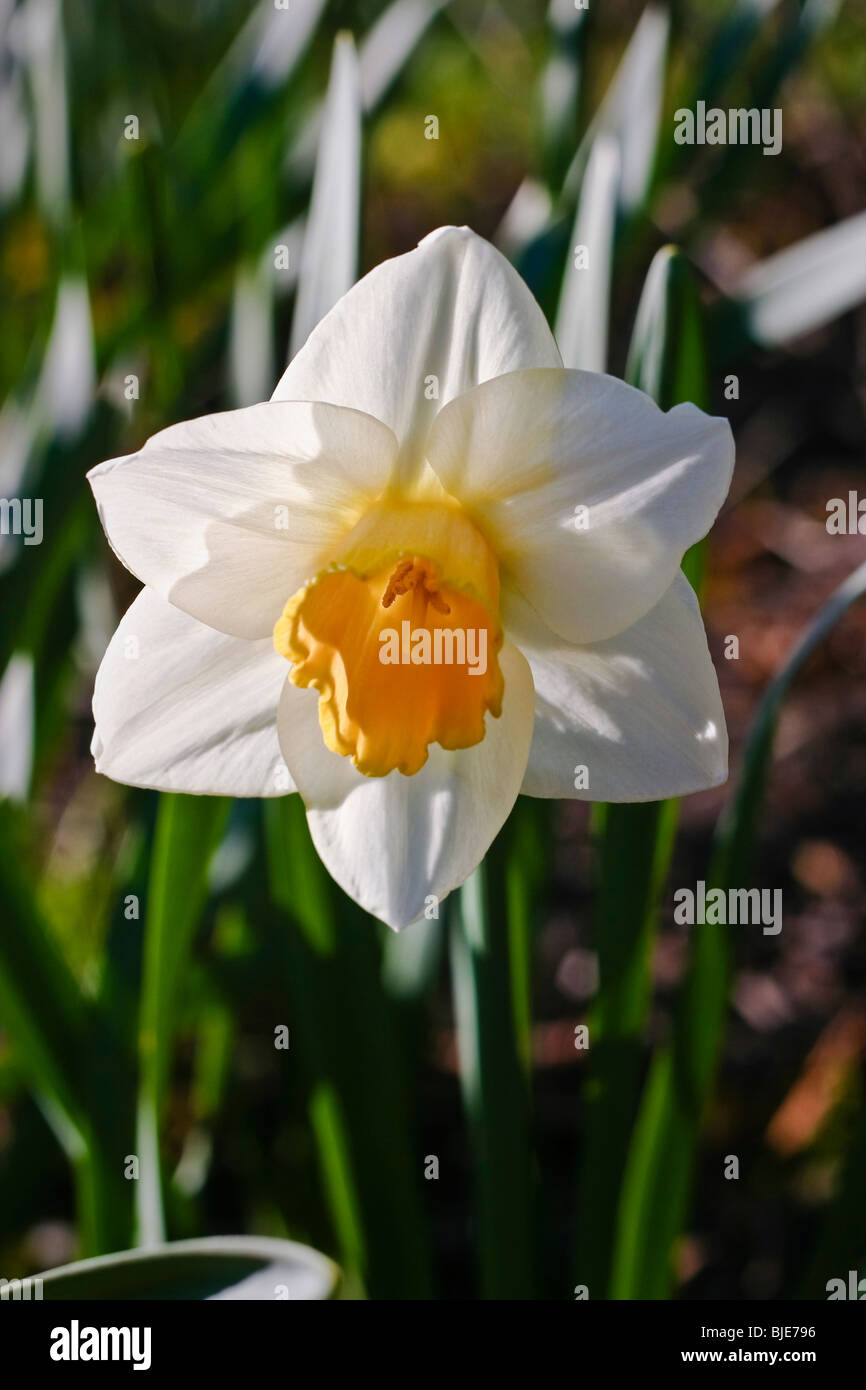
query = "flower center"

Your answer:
(274, 500), (504, 778)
